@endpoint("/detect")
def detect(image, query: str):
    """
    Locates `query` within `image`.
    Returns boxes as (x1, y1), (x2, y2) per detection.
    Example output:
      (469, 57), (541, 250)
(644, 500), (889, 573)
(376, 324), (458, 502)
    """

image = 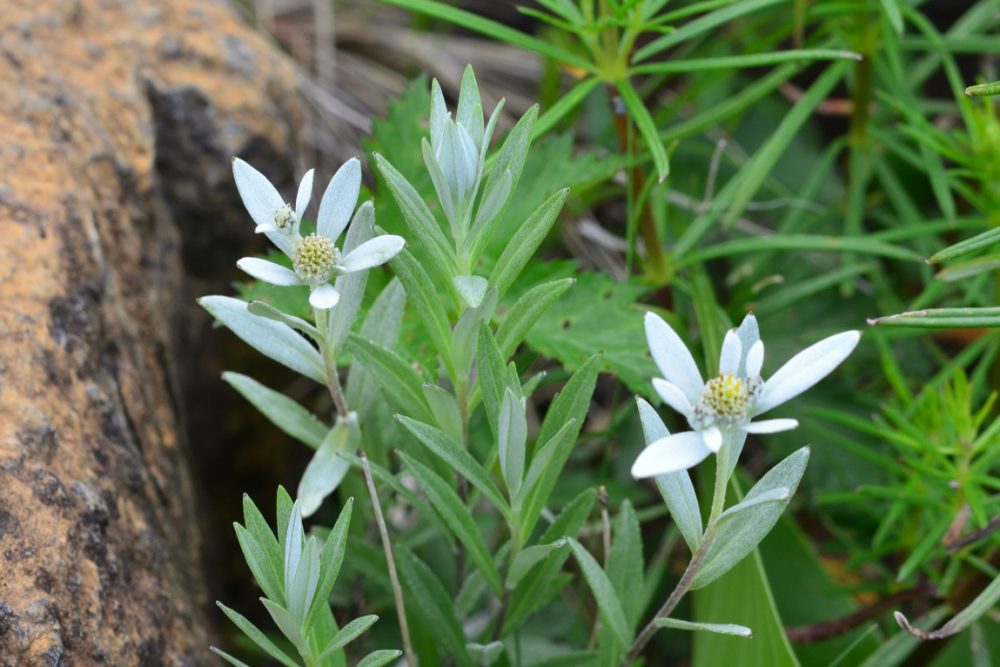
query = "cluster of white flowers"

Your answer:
(232, 157), (405, 309)
(632, 312), (860, 477)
